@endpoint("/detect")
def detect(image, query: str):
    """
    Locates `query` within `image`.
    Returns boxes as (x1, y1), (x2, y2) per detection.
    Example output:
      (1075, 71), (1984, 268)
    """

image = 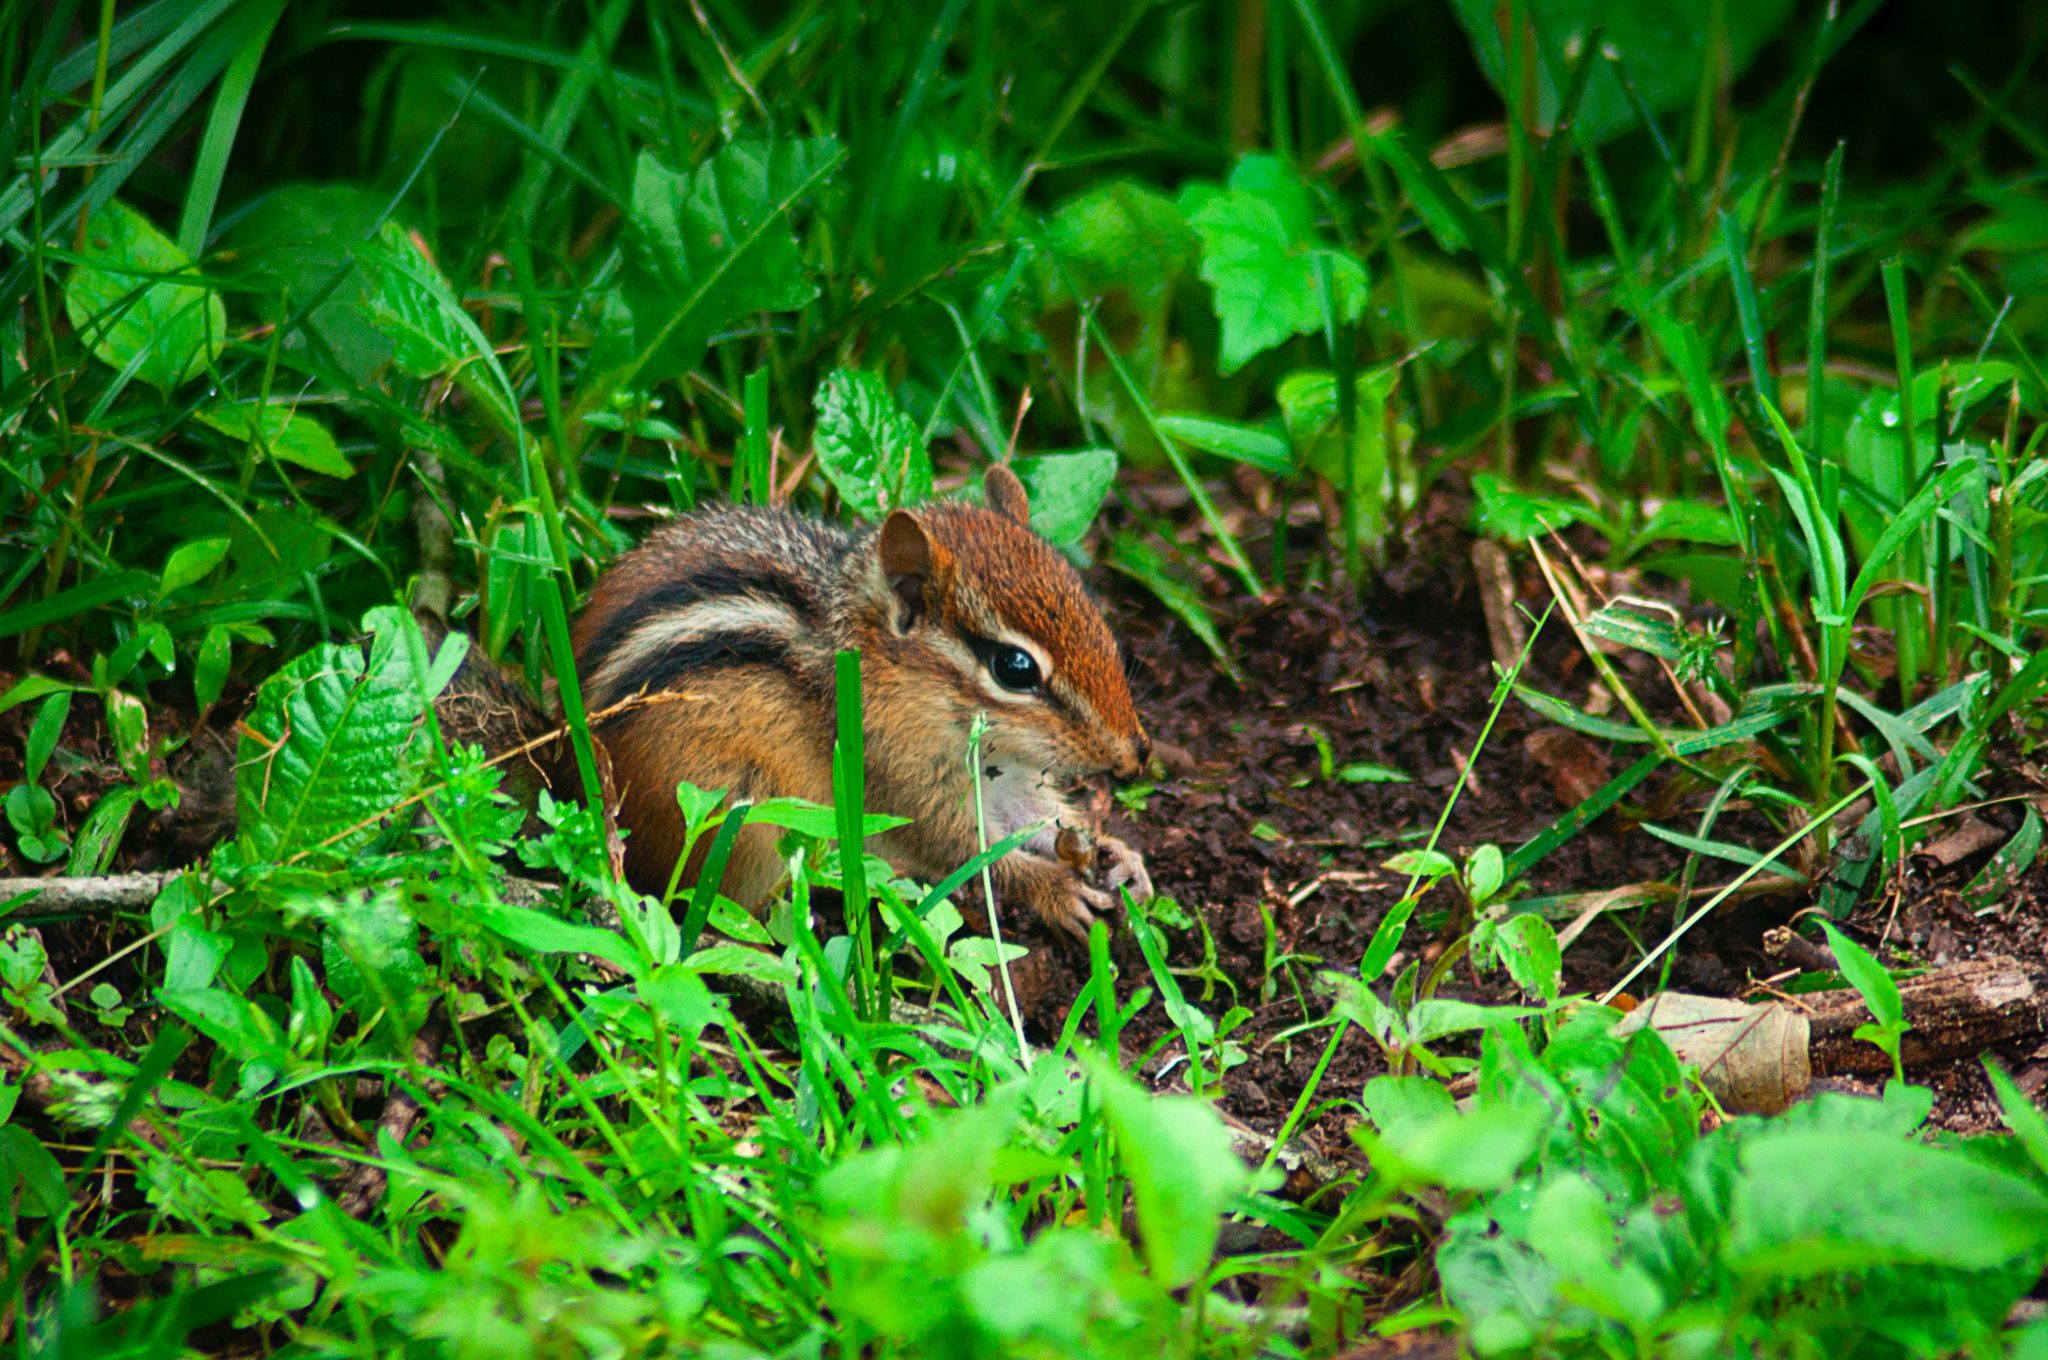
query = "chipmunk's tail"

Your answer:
(418, 617), (571, 799)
